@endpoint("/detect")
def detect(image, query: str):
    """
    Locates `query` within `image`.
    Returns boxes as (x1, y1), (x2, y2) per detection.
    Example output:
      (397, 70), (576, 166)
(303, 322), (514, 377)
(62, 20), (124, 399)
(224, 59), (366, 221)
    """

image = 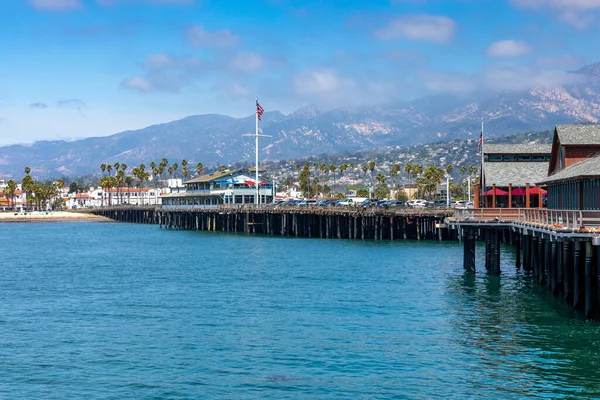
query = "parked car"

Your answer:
(453, 200), (470, 208)
(337, 199), (354, 206)
(361, 198), (379, 207)
(410, 199), (428, 208)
